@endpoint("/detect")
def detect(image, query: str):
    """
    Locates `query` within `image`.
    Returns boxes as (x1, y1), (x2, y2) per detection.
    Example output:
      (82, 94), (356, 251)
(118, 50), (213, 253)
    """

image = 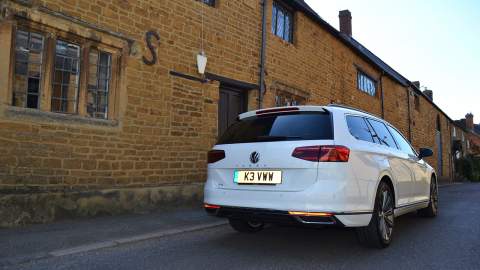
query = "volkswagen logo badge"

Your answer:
(250, 151), (260, 164)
